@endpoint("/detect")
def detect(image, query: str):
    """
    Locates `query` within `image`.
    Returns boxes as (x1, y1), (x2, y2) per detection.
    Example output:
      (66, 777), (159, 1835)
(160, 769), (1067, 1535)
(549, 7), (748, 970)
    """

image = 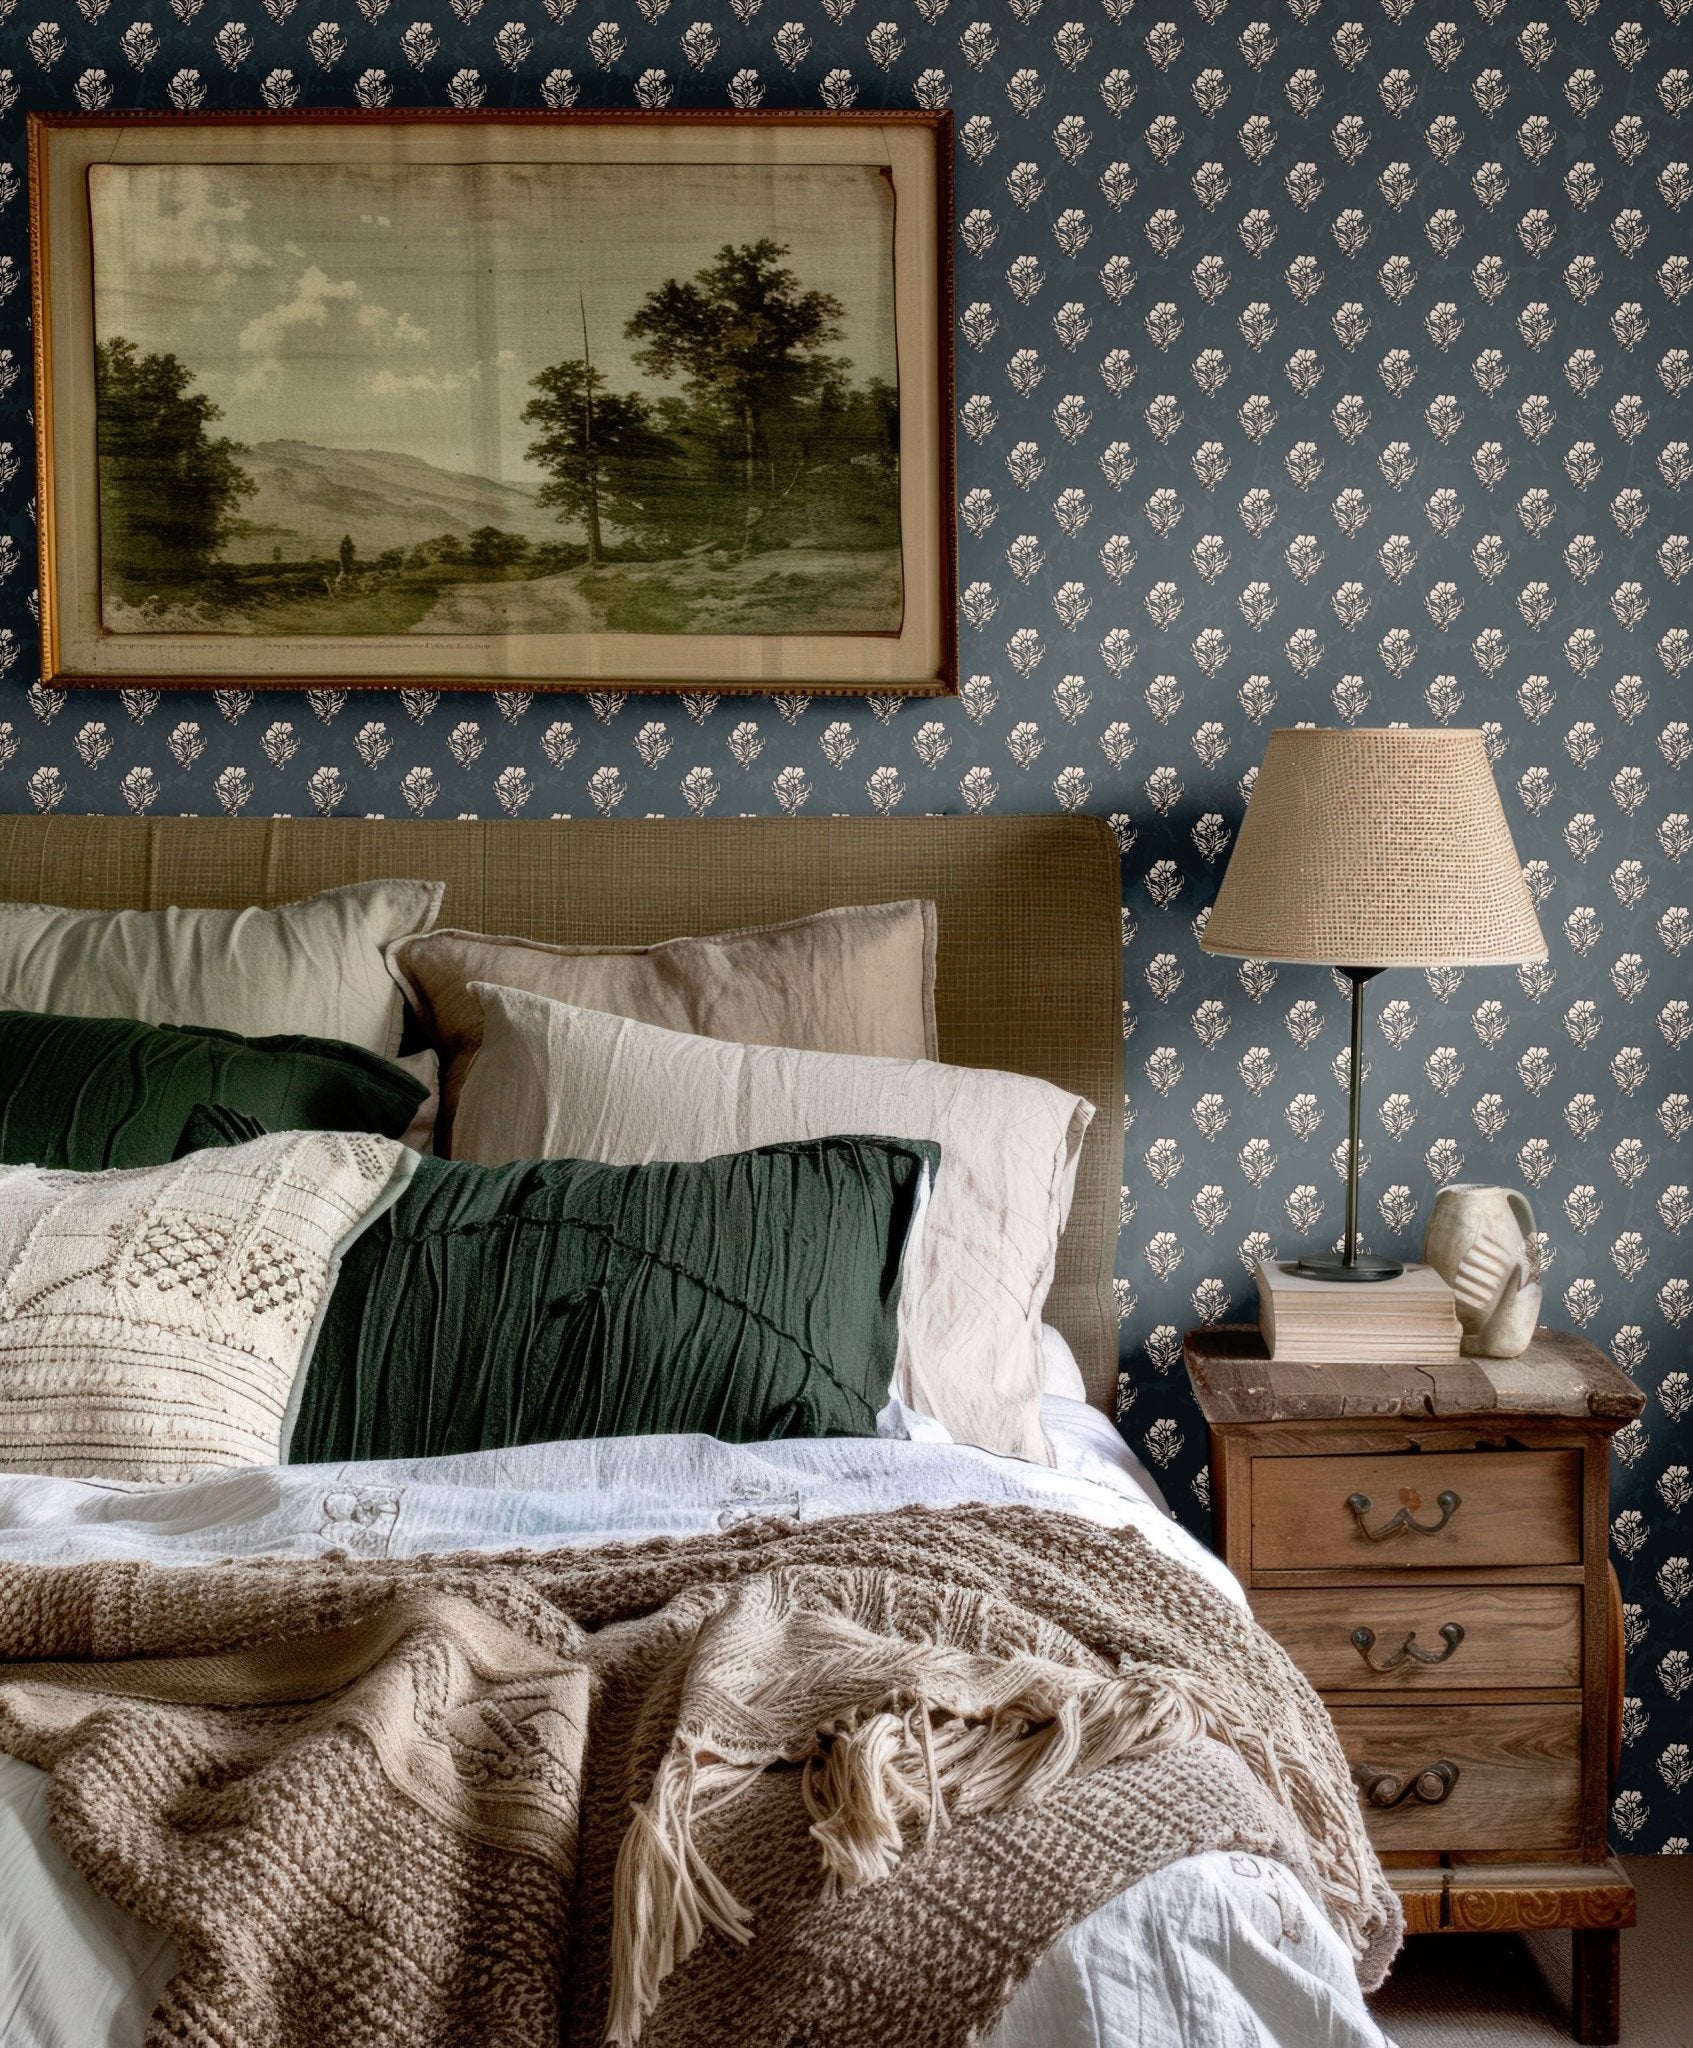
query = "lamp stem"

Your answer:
(1344, 968), (1369, 1267)
(1290, 967), (1401, 1281)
